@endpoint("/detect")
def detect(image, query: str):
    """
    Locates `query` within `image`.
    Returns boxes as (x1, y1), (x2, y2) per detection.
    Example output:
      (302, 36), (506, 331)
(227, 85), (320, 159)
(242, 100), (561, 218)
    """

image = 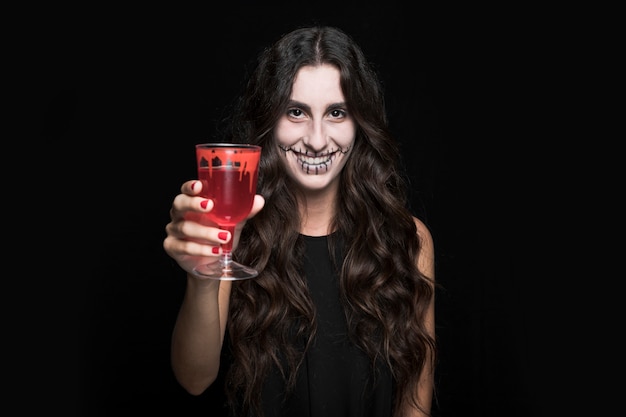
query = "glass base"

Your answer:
(193, 260), (259, 281)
